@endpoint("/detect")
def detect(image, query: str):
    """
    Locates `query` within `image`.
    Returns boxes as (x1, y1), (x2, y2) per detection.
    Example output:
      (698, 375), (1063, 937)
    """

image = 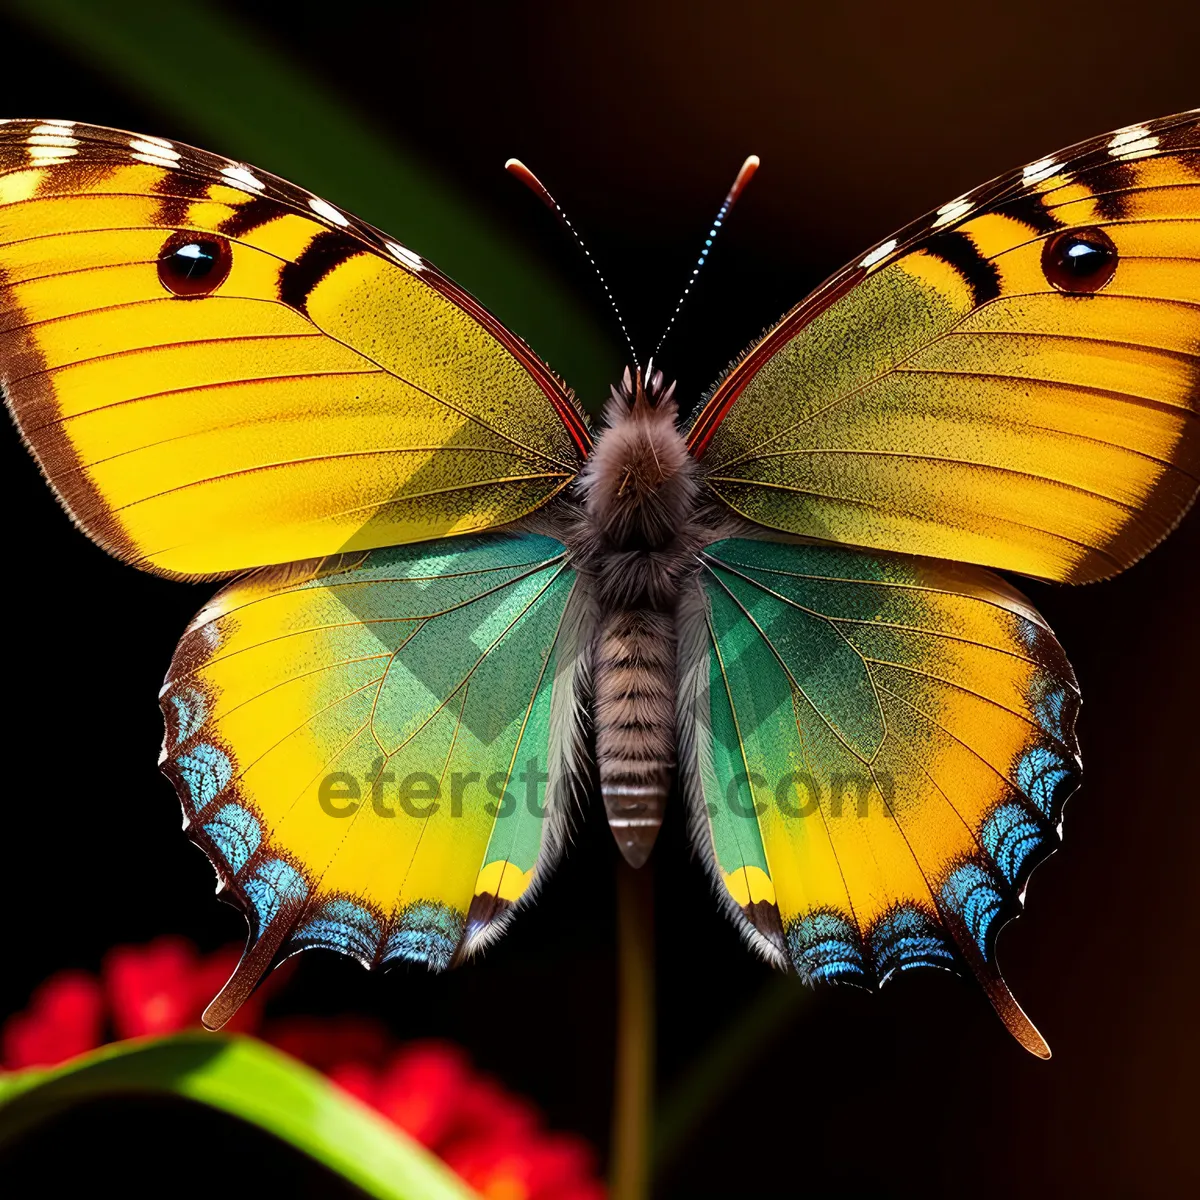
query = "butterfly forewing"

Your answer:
(0, 120), (590, 579)
(688, 108), (1200, 584)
